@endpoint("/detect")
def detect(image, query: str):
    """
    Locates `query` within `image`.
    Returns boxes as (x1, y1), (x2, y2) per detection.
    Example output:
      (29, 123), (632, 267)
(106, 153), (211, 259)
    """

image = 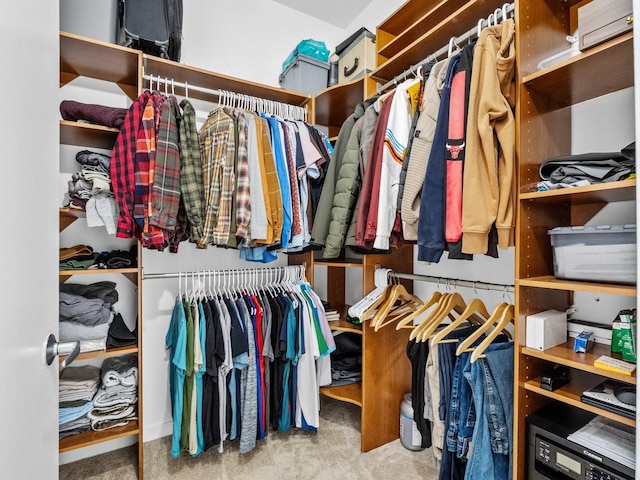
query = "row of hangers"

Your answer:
(176, 264), (308, 301)
(354, 270), (513, 362)
(379, 2), (514, 93)
(145, 73), (309, 122)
